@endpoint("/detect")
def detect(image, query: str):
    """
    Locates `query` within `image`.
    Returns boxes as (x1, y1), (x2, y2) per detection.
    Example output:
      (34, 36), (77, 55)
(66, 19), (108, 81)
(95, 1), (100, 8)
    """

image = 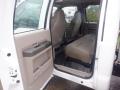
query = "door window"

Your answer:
(86, 5), (100, 22)
(13, 0), (44, 32)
